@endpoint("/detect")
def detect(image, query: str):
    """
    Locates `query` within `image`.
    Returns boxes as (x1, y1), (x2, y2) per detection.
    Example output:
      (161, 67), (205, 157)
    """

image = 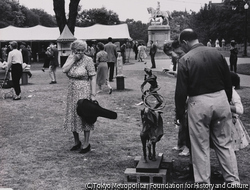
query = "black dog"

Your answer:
(140, 108), (163, 163)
